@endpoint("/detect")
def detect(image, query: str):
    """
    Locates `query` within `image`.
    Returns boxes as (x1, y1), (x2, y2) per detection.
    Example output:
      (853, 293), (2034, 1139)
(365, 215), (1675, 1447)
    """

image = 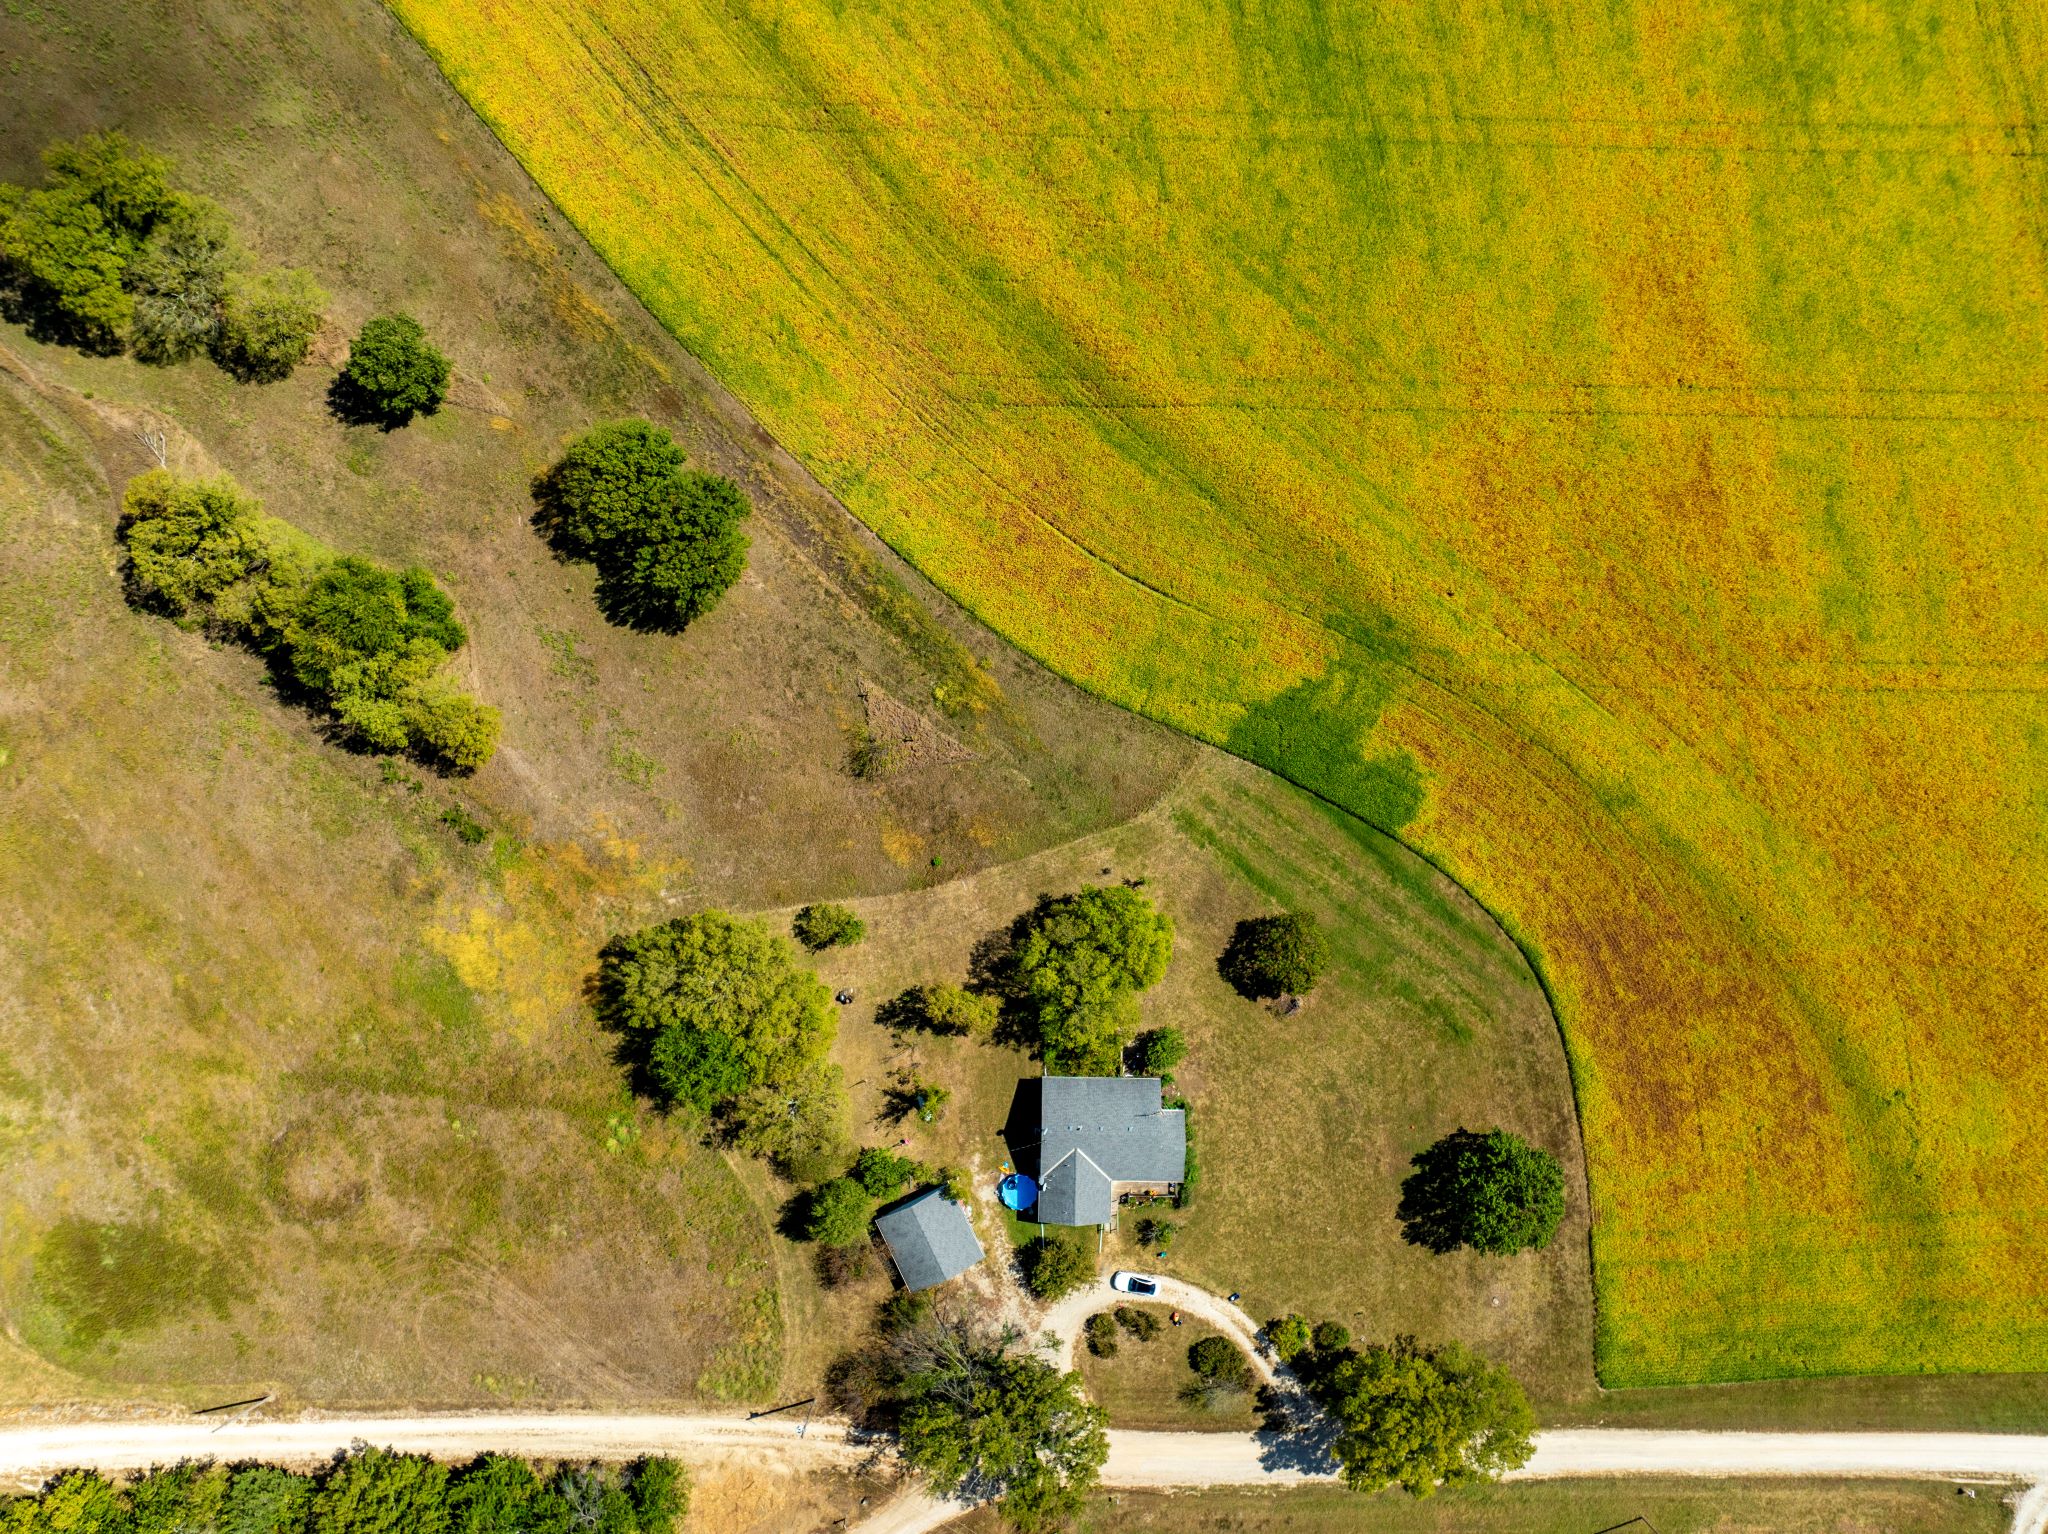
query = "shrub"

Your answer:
(806, 1176), (874, 1247)
(1115, 1305), (1162, 1341)
(1265, 1313), (1313, 1362)
(792, 902), (865, 951)
(27, 1471), (128, 1534)
(1133, 1026), (1186, 1077)
(1189, 1335), (1253, 1388)
(221, 1466), (316, 1534)
(310, 1445), (450, 1534)
(1084, 1311), (1119, 1357)
(1004, 884), (1174, 1073)
(878, 1288), (933, 1336)
(127, 196), (235, 364)
(404, 676), (503, 773)
(440, 805), (489, 845)
(937, 1165), (971, 1205)
(1019, 1234), (1091, 1300)
(1313, 1320), (1352, 1355)
(1398, 1129), (1566, 1256)
(1170, 1095), (1198, 1208)
(1134, 1217), (1177, 1250)
(1219, 912), (1332, 1000)
(535, 421), (752, 634)
(627, 1458), (690, 1534)
(879, 982), (997, 1040)
(851, 1145), (918, 1199)
(215, 266), (326, 382)
(338, 313), (449, 425)
(597, 910), (837, 1113)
